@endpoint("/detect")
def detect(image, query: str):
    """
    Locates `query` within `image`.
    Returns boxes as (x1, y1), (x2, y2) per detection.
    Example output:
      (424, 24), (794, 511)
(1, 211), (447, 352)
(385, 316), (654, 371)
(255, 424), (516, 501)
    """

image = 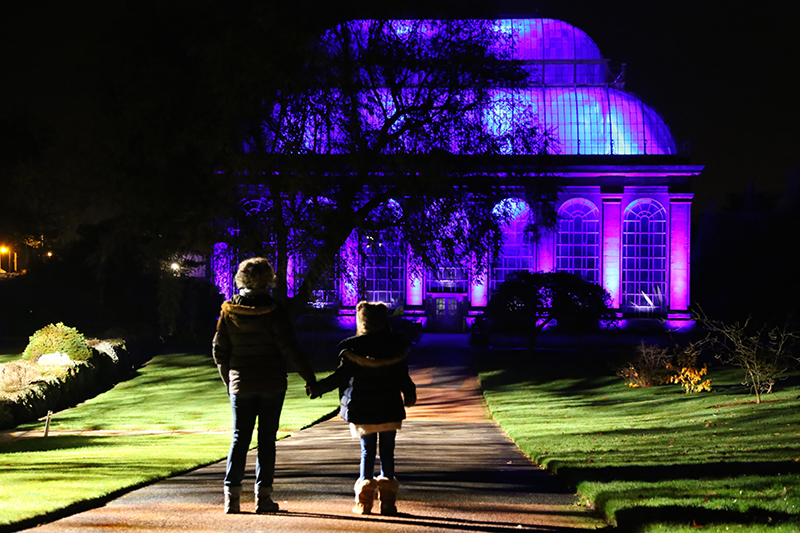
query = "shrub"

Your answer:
(666, 342), (712, 393)
(617, 342), (672, 388)
(22, 323), (91, 363)
(484, 271), (615, 337)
